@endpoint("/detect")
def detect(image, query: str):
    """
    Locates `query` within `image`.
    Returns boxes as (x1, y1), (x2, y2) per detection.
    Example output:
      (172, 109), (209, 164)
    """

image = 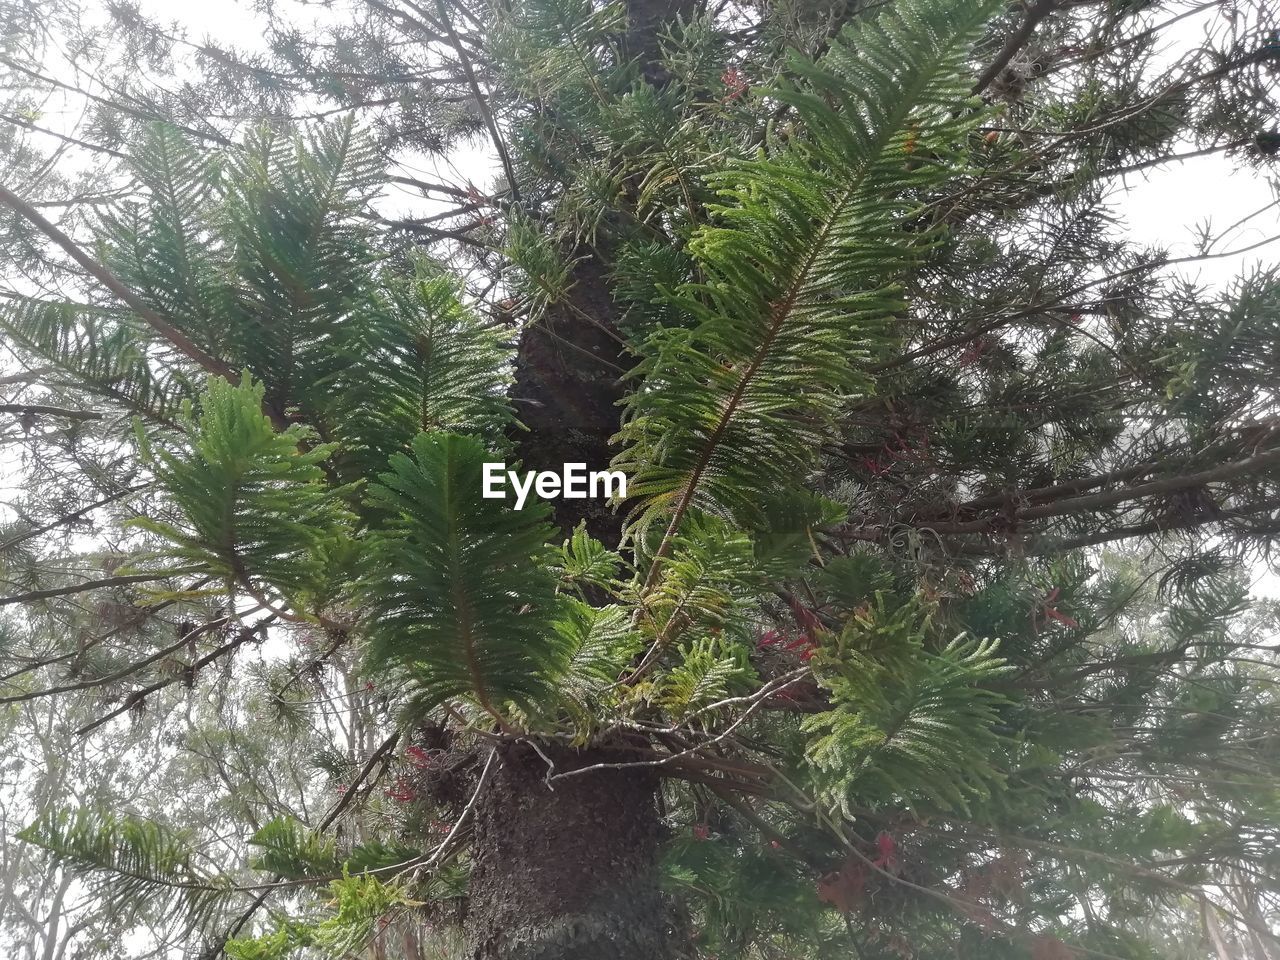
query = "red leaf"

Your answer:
(1037, 588), (1079, 629)
(788, 598), (821, 639)
(873, 831), (898, 870)
(859, 455), (890, 476)
(405, 745), (440, 769)
(1044, 606), (1079, 628)
(783, 635), (817, 661)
